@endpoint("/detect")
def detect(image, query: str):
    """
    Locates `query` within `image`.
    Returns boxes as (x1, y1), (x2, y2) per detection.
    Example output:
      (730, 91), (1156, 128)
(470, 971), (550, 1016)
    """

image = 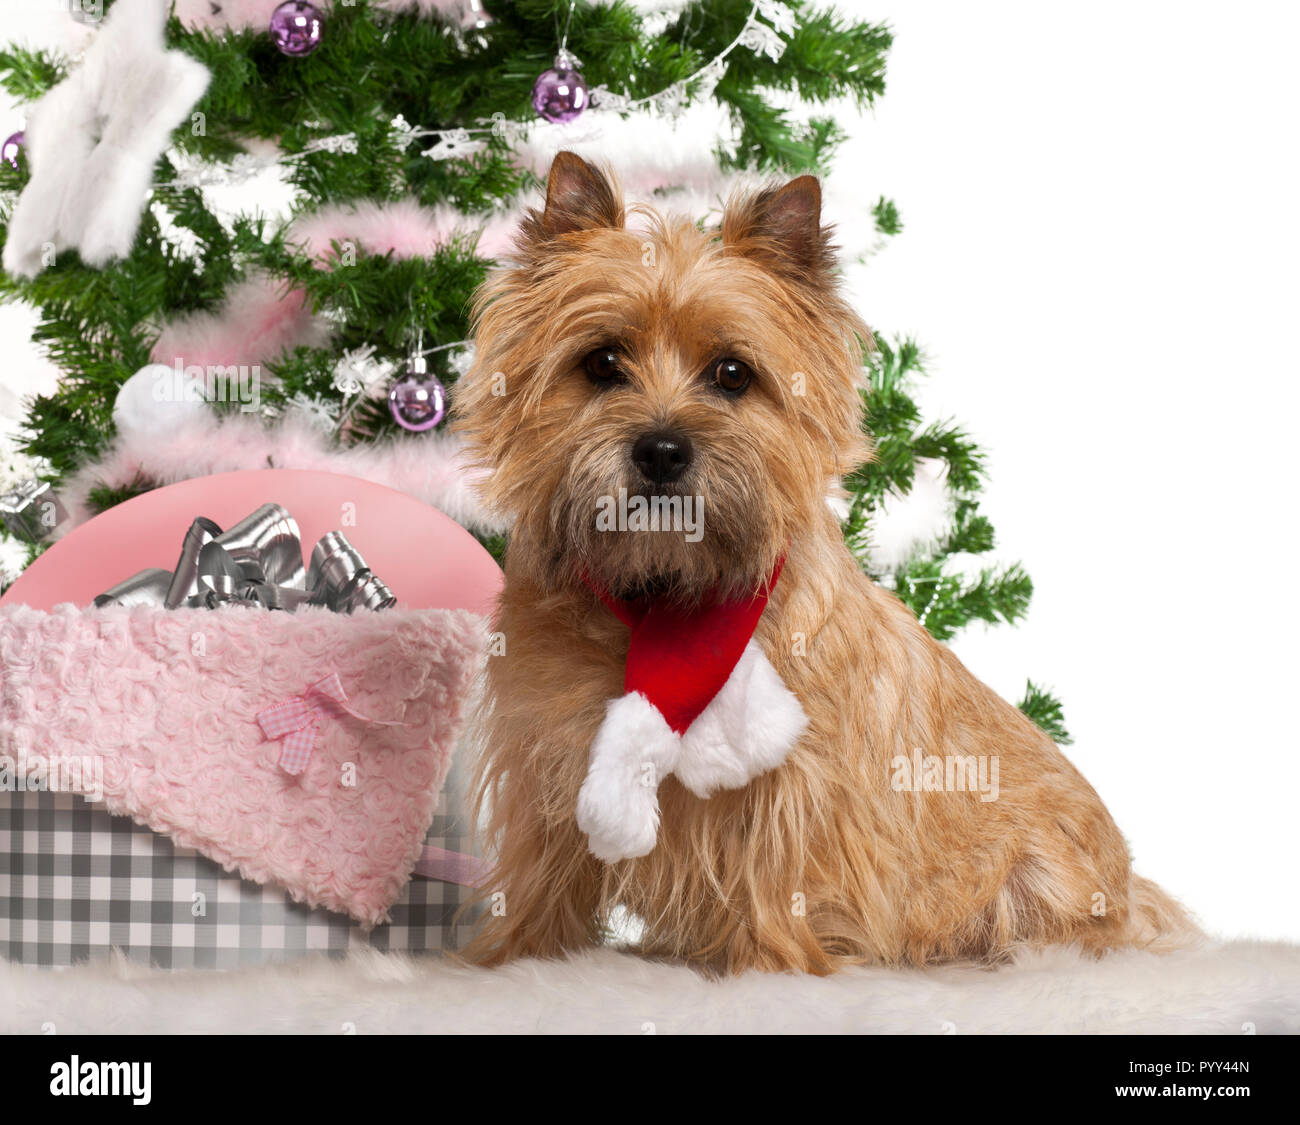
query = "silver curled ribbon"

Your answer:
(94, 503), (396, 613)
